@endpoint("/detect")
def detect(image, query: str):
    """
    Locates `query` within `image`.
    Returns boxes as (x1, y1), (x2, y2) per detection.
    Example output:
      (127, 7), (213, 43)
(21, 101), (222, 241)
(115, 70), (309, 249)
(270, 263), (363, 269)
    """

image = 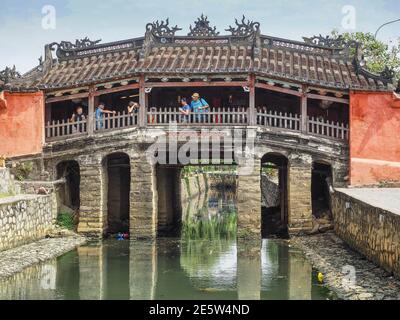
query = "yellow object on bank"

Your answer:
(317, 272), (324, 283)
